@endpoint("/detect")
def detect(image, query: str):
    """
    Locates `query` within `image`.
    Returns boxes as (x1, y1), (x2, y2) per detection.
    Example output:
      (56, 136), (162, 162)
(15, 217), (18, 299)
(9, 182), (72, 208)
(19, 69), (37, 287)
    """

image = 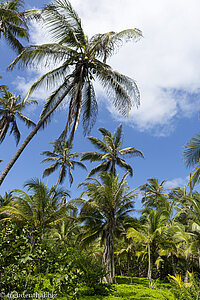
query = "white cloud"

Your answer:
(164, 176), (190, 189)
(15, 0), (200, 135)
